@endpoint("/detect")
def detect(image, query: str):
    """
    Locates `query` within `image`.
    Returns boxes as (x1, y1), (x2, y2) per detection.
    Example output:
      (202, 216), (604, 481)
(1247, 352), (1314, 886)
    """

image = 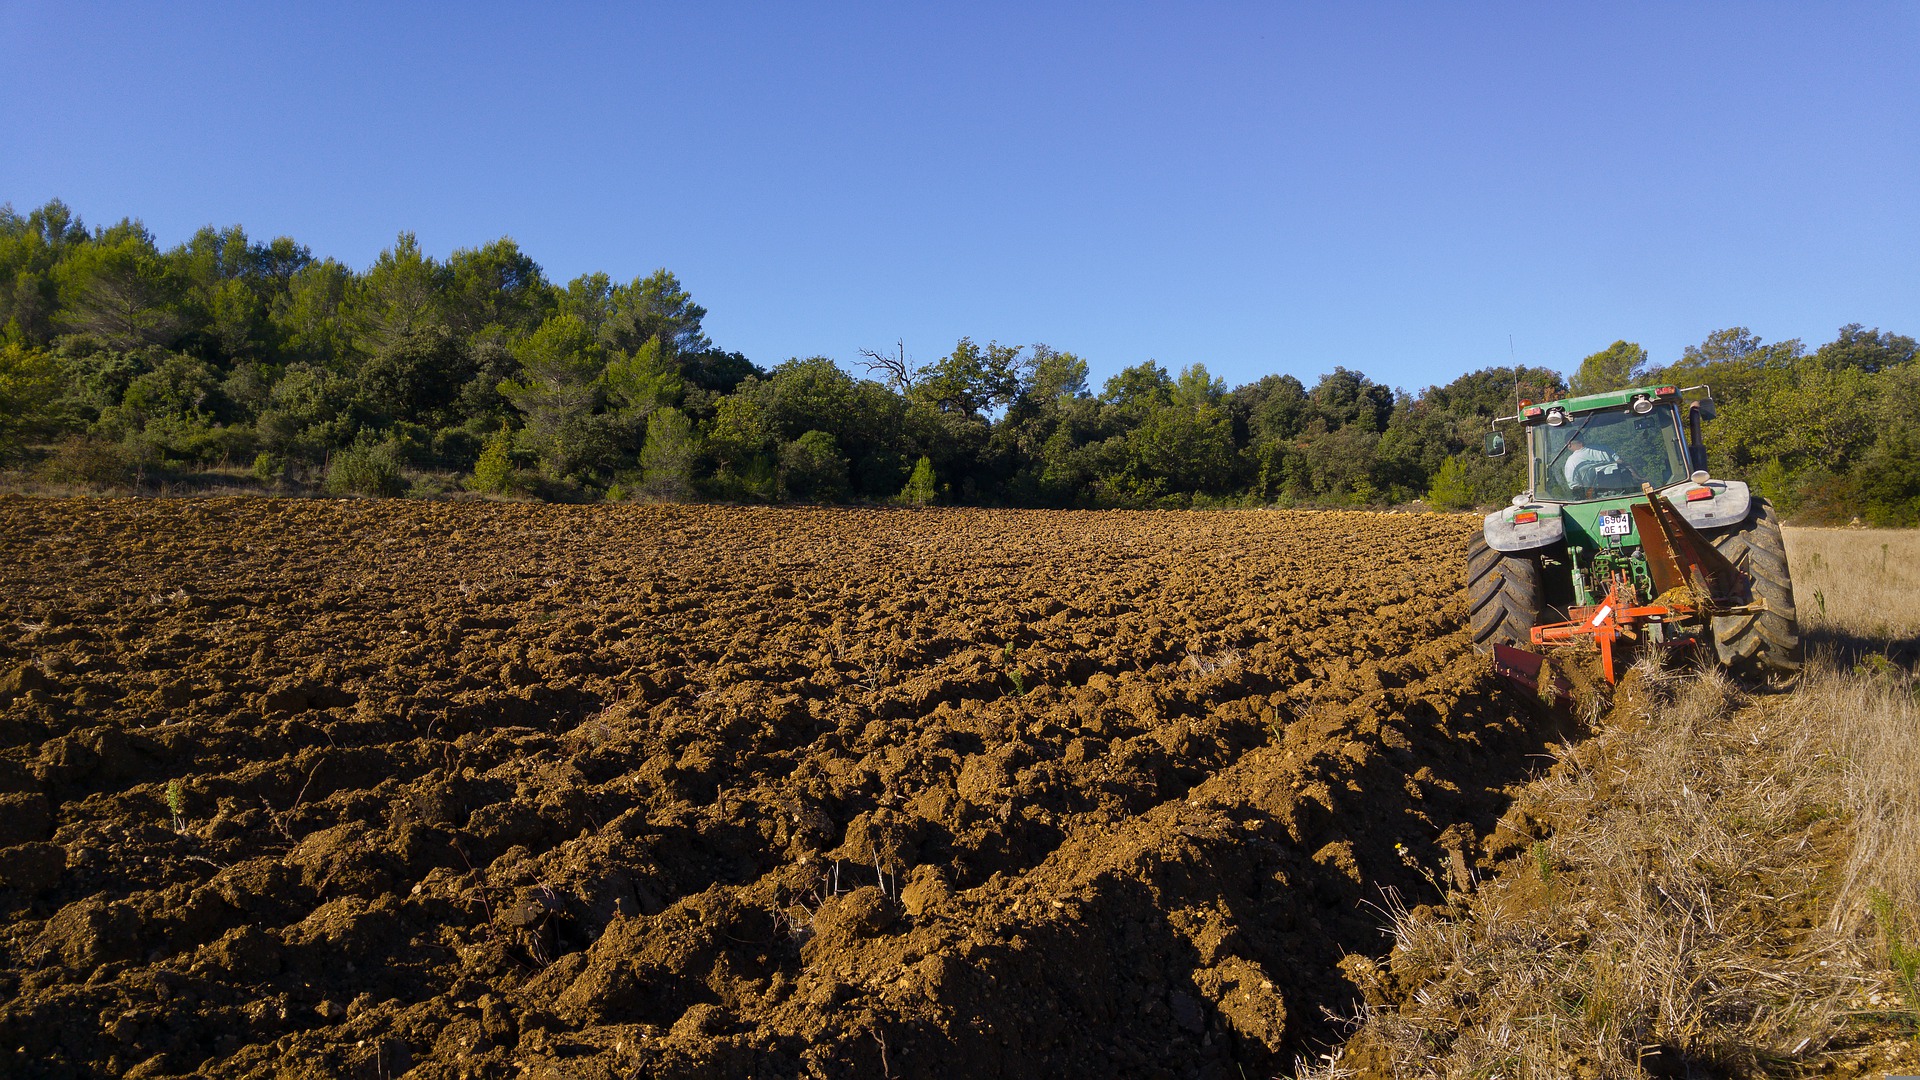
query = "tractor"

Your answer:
(1468, 383), (1801, 693)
